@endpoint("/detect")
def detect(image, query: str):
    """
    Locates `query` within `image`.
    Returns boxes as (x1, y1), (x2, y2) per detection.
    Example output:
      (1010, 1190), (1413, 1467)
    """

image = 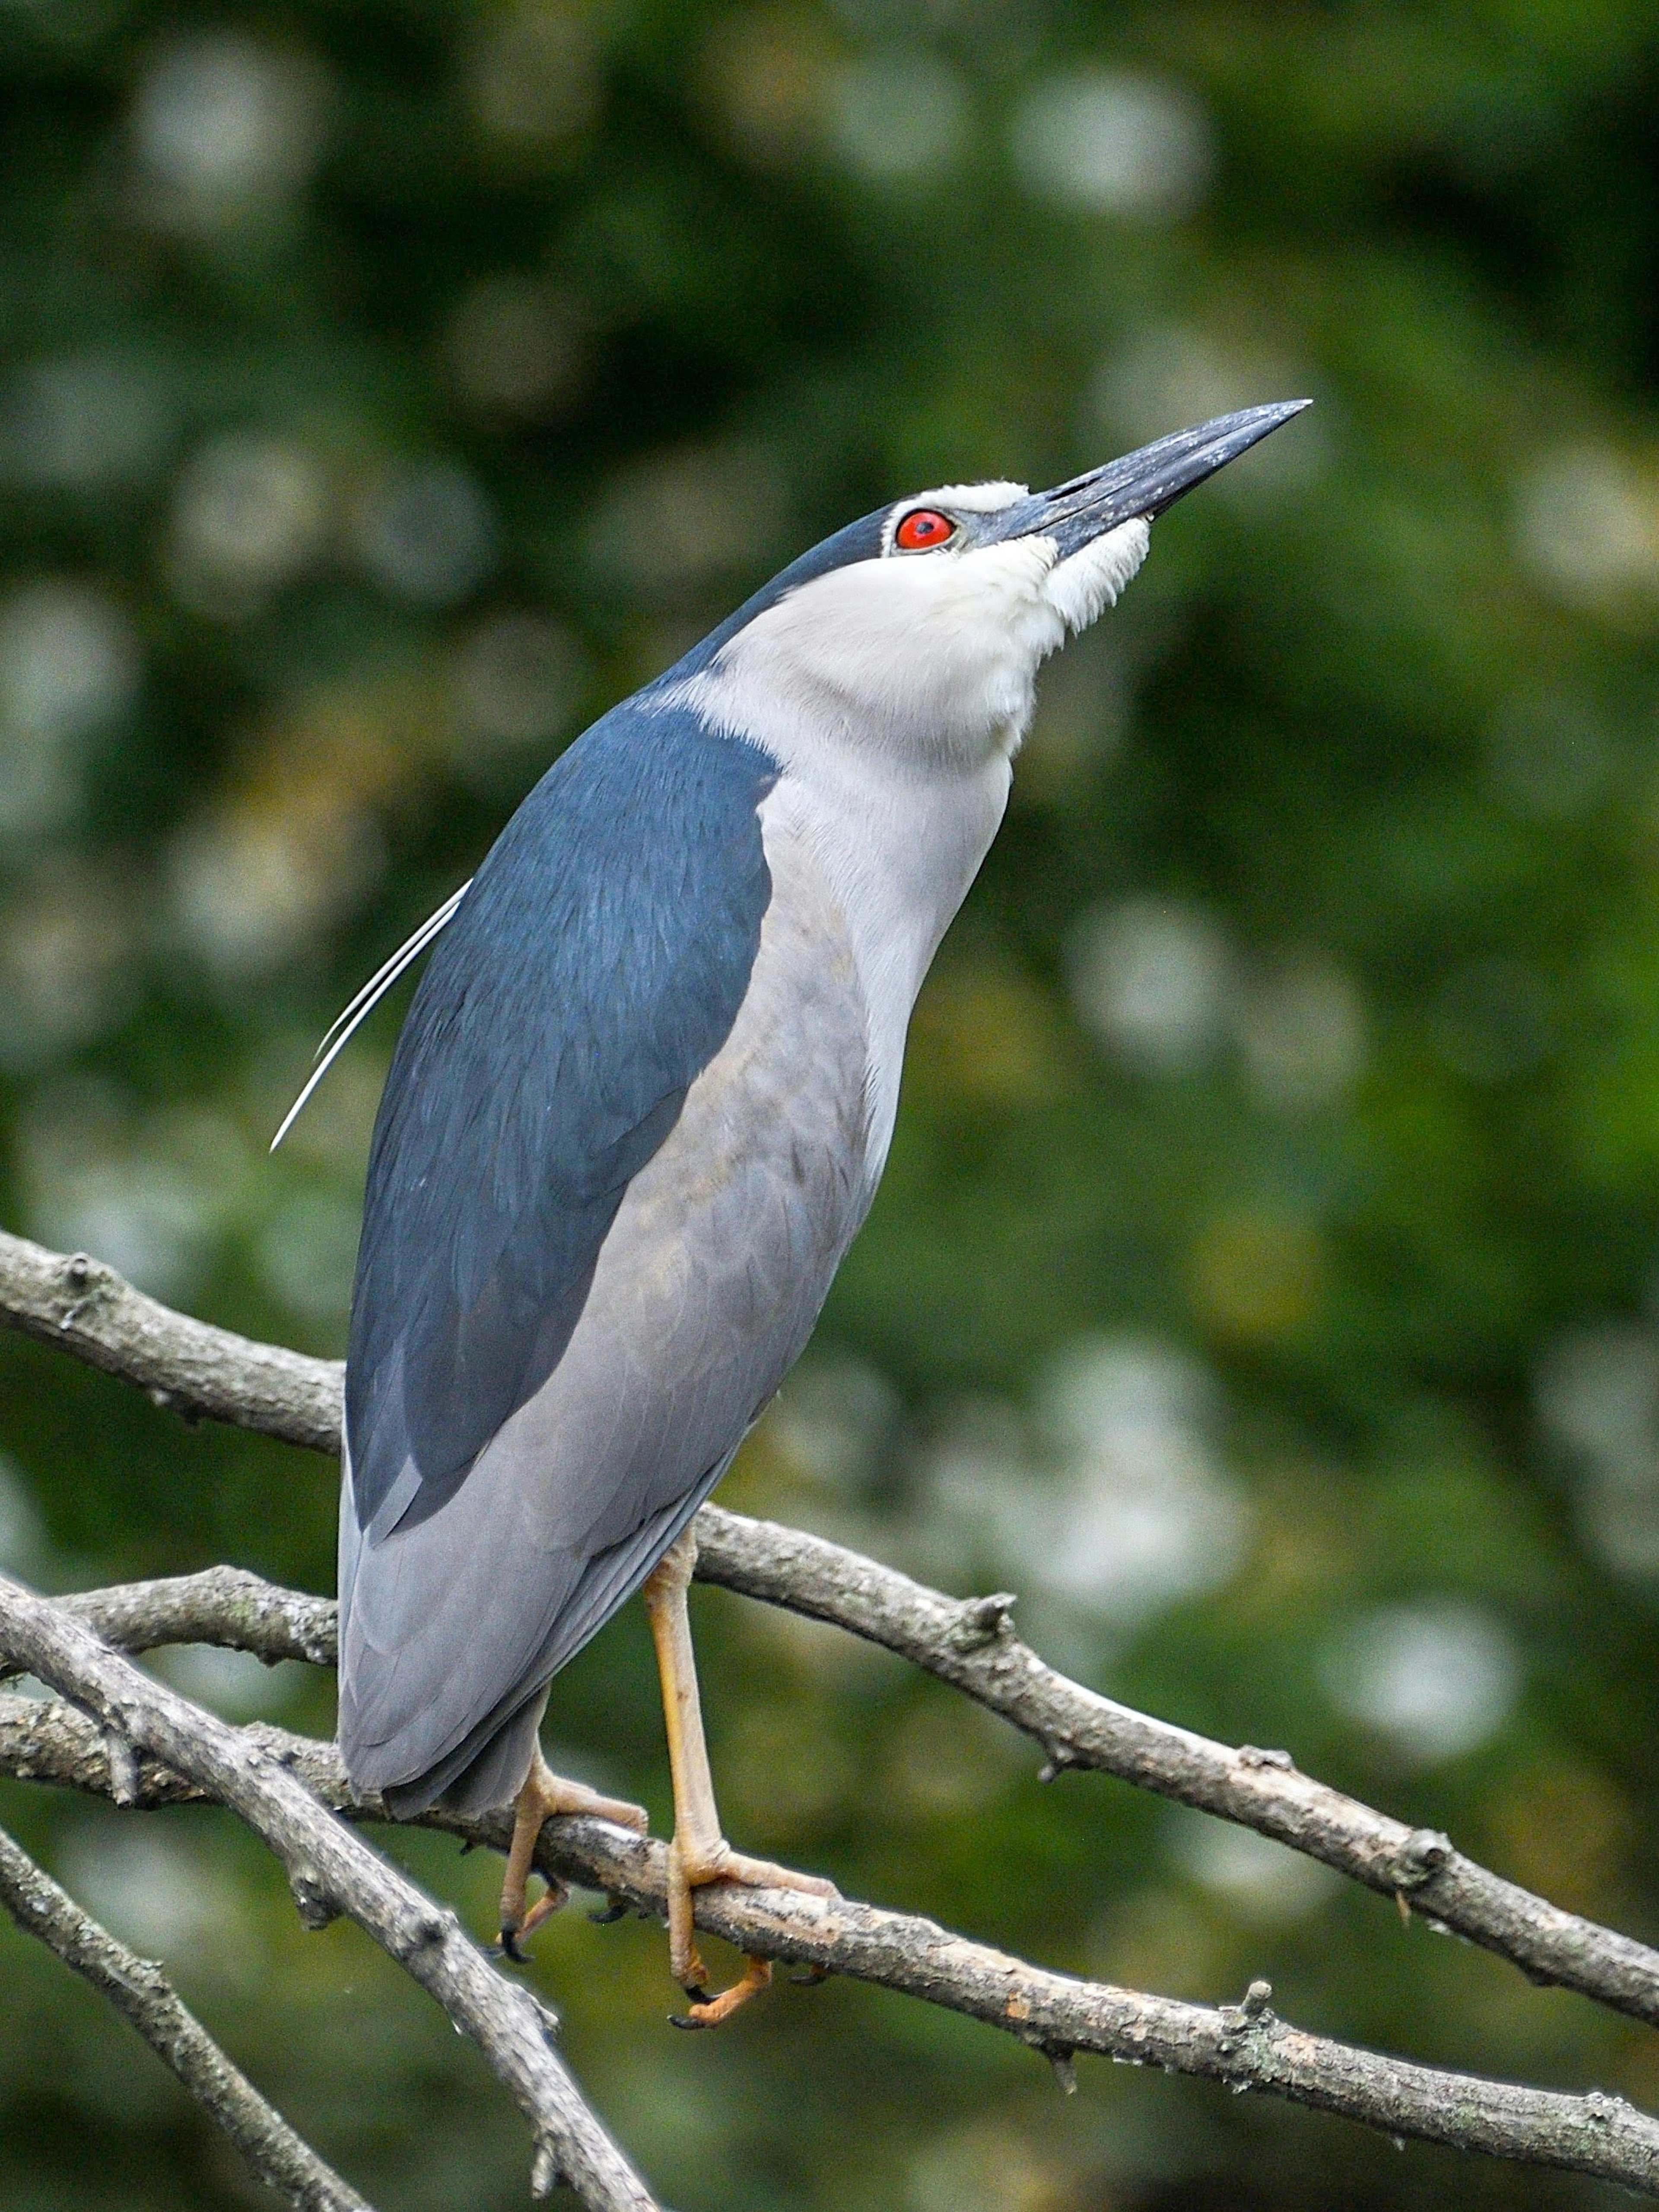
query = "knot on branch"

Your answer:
(56, 1252), (111, 1328)
(1392, 1828), (1454, 1892)
(1220, 1979), (1276, 2037)
(530, 2137), (562, 2199)
(101, 1727), (140, 1808)
(948, 1592), (1017, 1652)
(1584, 2091), (1628, 2125)
(287, 1861), (338, 1932)
(400, 1906), (458, 1960)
